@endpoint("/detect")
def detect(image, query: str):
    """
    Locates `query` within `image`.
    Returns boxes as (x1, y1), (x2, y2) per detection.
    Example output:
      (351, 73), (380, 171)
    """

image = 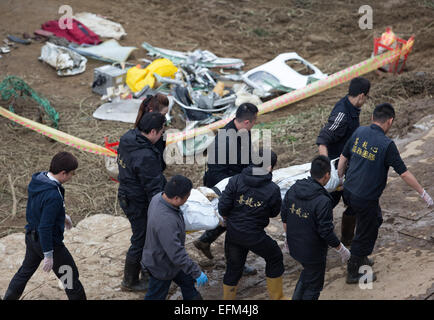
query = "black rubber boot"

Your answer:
(3, 288), (21, 300)
(193, 240), (213, 260)
(291, 279), (305, 300)
(346, 255), (362, 284)
(346, 255), (377, 284)
(121, 259), (148, 292)
(242, 264), (257, 276)
(66, 284), (87, 300)
(193, 225), (226, 260)
(362, 256), (374, 266)
(341, 214), (356, 247)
